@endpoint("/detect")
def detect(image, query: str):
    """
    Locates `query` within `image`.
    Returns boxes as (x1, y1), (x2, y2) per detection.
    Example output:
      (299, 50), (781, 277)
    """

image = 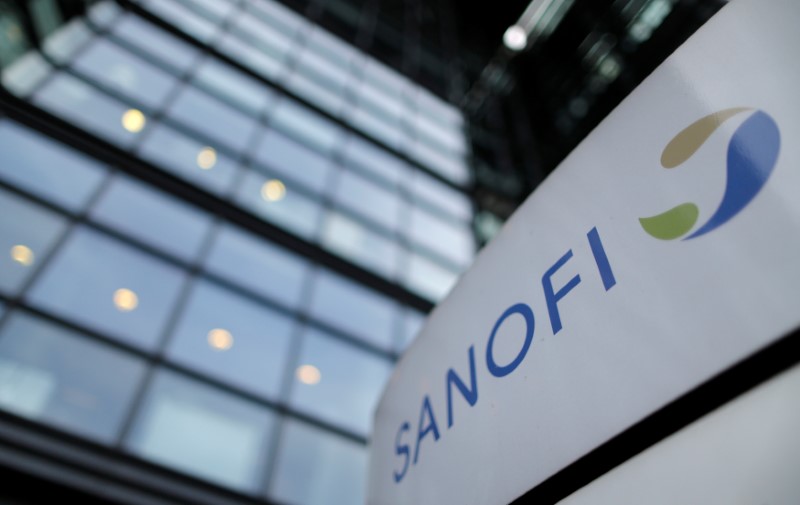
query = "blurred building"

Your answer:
(0, 0), (722, 504)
